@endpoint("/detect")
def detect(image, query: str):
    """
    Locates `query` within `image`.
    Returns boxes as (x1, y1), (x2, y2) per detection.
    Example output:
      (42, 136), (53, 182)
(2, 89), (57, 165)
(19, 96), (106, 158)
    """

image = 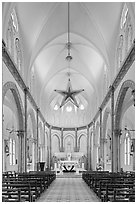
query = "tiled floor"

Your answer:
(37, 178), (100, 202)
